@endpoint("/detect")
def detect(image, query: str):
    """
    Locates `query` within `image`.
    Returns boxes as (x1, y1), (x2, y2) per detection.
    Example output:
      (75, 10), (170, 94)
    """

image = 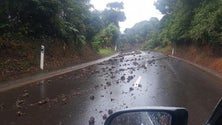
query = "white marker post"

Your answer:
(172, 48), (175, 56)
(115, 45), (117, 51)
(40, 45), (45, 70)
